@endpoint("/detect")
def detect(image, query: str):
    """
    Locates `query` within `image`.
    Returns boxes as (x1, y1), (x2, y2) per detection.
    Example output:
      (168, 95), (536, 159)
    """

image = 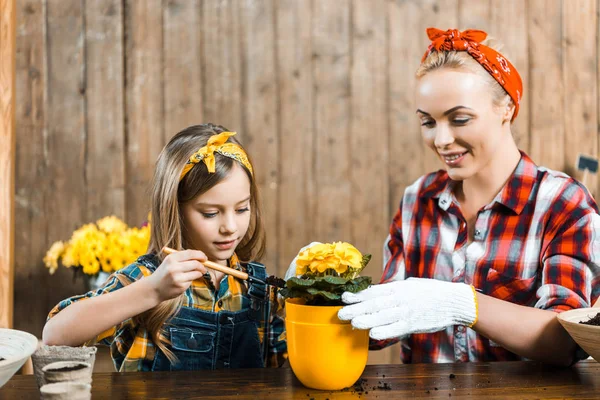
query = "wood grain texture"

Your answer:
(201, 0), (242, 130)
(528, 0), (565, 171)
(239, 0), (279, 272)
(563, 0), (597, 196)
(85, 0), (125, 222)
(352, 0), (392, 365)
(0, 0), (16, 329)
(2, 361), (600, 399)
(490, 0), (530, 152)
(275, 0), (315, 277)
(13, 0), (51, 336)
(312, 0), (352, 242)
(163, 0), (203, 136)
(31, 0), (89, 335)
(125, 0), (163, 227)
